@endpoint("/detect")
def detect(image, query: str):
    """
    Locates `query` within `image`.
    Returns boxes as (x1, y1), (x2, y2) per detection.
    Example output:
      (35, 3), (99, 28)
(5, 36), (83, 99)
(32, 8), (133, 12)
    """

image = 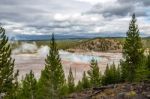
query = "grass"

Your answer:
(10, 37), (150, 50)
(10, 39), (88, 50)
